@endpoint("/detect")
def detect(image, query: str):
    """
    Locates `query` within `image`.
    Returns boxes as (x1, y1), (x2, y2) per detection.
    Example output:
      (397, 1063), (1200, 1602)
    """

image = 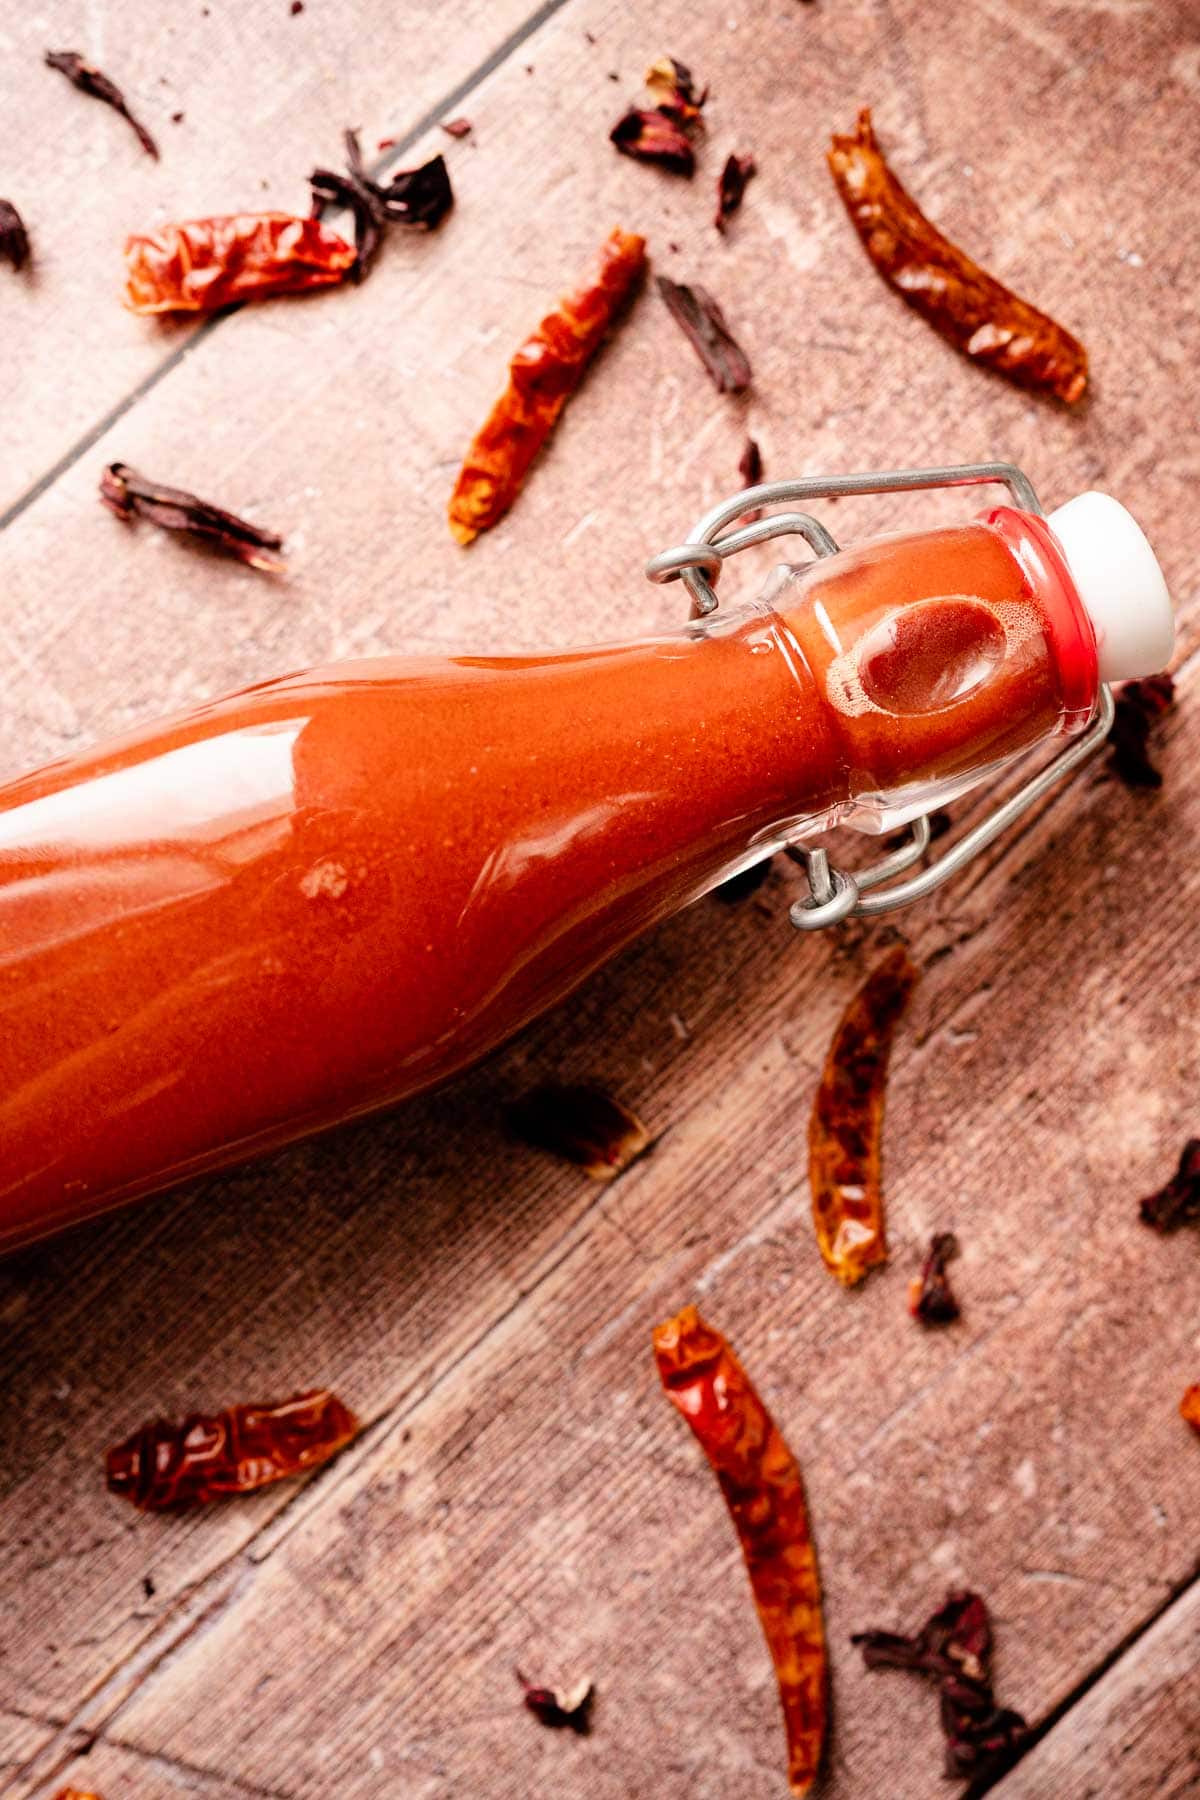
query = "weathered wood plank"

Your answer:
(996, 1577), (1200, 1799)
(0, 0), (554, 515)
(2, 0), (1199, 1795)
